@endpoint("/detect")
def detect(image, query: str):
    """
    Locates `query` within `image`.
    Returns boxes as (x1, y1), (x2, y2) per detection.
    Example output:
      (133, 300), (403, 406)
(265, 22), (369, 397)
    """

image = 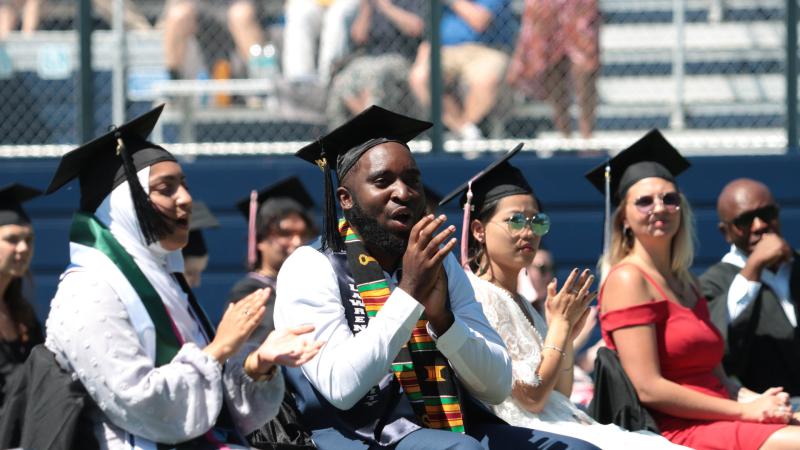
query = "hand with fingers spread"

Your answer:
(544, 268), (596, 332)
(244, 324), (325, 379)
(204, 287), (270, 364)
(398, 214), (457, 303)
